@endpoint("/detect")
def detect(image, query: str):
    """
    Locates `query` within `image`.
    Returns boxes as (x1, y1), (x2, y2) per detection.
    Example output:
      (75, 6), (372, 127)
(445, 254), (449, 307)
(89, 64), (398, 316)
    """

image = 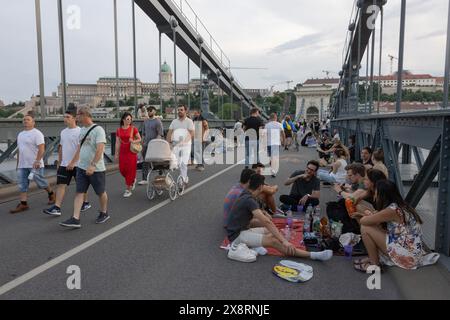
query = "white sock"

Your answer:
(252, 247), (268, 256)
(310, 250), (333, 261)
